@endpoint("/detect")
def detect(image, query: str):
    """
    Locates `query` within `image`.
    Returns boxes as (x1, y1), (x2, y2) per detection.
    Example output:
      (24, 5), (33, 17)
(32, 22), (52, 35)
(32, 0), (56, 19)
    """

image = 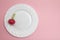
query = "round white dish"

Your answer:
(4, 4), (38, 37)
